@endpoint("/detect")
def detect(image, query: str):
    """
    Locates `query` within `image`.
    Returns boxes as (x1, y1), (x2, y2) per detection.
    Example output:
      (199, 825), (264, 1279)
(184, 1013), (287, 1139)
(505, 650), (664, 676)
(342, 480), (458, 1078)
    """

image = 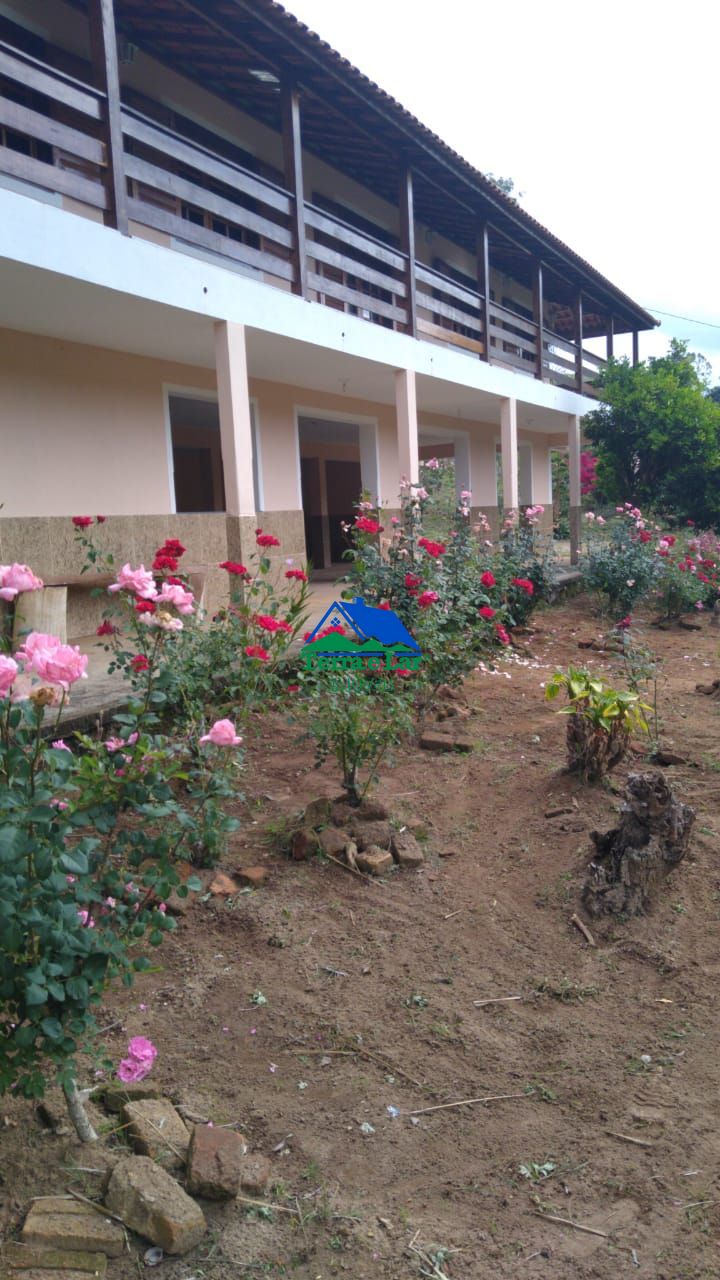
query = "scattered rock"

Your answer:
(695, 679), (720, 696)
(630, 1105), (666, 1126)
(302, 797), (332, 827)
(651, 750), (687, 766)
(290, 827), (318, 862)
(355, 846), (394, 877)
(316, 827), (351, 858)
(209, 872), (239, 896)
(122, 1099), (190, 1170)
(420, 730), (473, 753)
(405, 817), (430, 839)
(21, 1200), (124, 1258)
(3, 1243), (107, 1275)
(94, 1082), (164, 1115)
(391, 830), (424, 868)
(235, 866), (268, 888)
(351, 820), (393, 851)
(331, 799), (389, 826)
(544, 805), (576, 819)
(186, 1125), (248, 1200)
(438, 848), (458, 858)
(240, 1153), (272, 1196)
(105, 1157), (206, 1255)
